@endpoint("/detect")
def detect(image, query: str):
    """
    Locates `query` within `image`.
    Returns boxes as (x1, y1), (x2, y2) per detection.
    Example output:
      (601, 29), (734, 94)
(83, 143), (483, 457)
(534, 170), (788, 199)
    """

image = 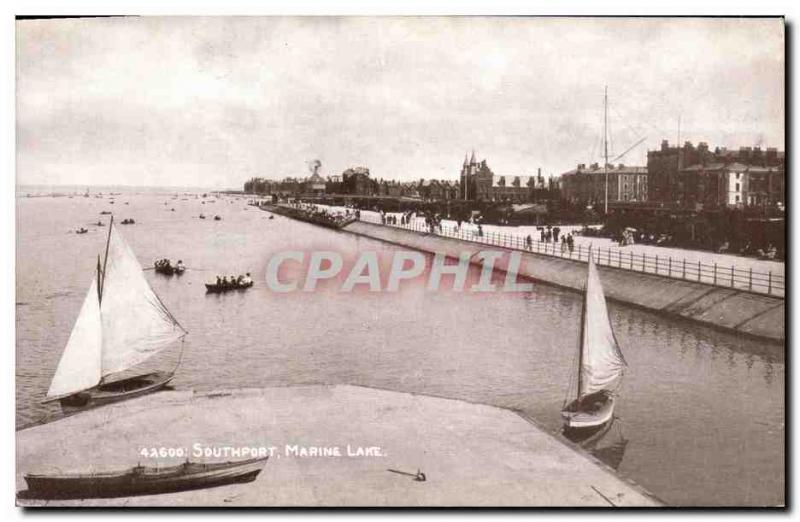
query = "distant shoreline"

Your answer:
(16, 184), (236, 196)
